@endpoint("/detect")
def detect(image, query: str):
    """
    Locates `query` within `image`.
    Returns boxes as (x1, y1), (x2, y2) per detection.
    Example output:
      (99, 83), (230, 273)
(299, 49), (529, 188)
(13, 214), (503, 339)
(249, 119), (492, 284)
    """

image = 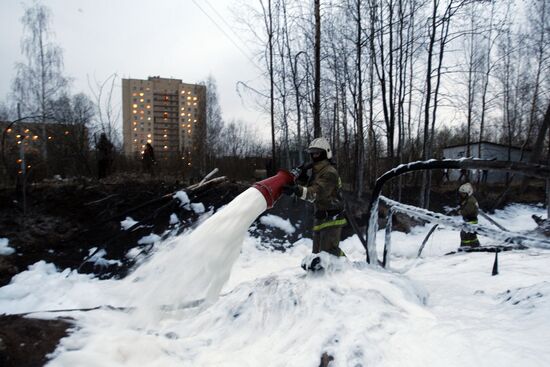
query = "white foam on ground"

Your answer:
(120, 217), (138, 230)
(0, 203), (549, 366)
(0, 238), (15, 255)
(259, 214), (296, 234)
(124, 188), (267, 322)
